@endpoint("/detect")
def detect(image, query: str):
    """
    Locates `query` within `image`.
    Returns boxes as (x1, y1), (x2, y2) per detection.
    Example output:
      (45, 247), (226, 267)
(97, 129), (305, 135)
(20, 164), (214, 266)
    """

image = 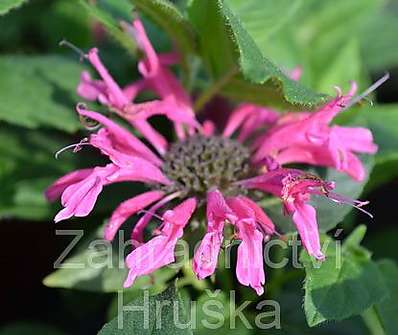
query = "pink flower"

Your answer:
(239, 169), (372, 260)
(52, 164), (118, 223)
(193, 189), (236, 279)
(104, 190), (165, 241)
(227, 197), (266, 295)
(254, 83), (378, 181)
(48, 18), (378, 294)
(223, 103), (279, 141)
(124, 198), (197, 288)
